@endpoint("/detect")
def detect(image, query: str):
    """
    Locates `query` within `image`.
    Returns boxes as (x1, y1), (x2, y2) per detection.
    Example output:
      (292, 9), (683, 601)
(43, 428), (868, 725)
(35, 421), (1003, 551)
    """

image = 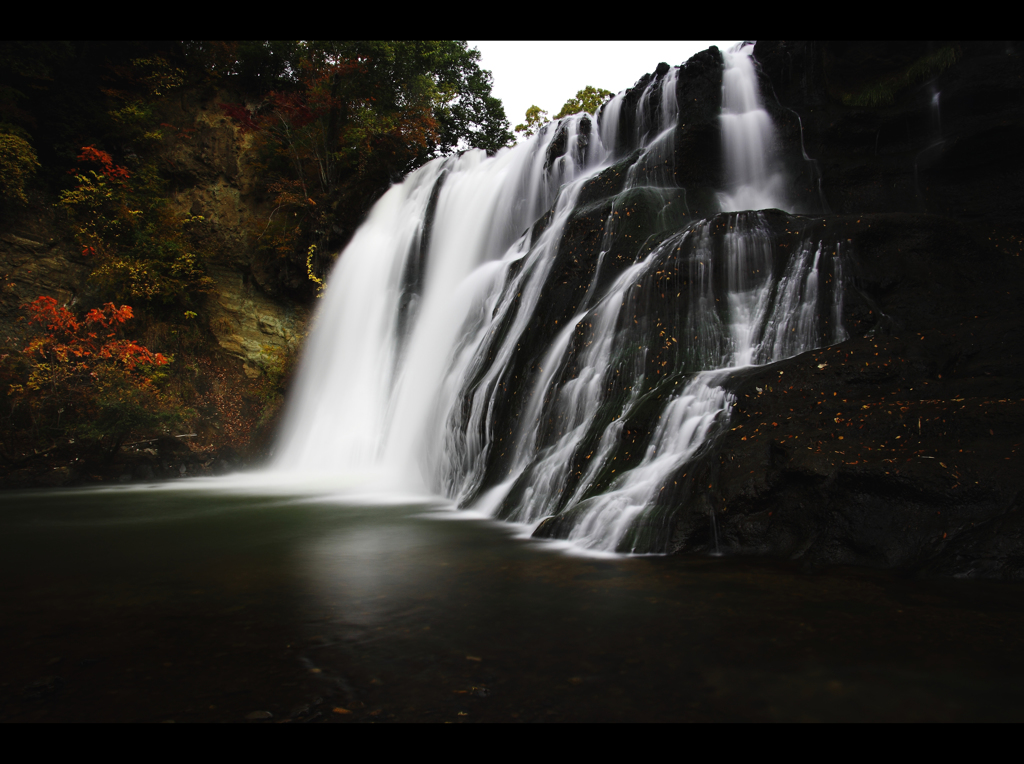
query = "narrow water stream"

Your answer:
(2, 484), (1023, 722)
